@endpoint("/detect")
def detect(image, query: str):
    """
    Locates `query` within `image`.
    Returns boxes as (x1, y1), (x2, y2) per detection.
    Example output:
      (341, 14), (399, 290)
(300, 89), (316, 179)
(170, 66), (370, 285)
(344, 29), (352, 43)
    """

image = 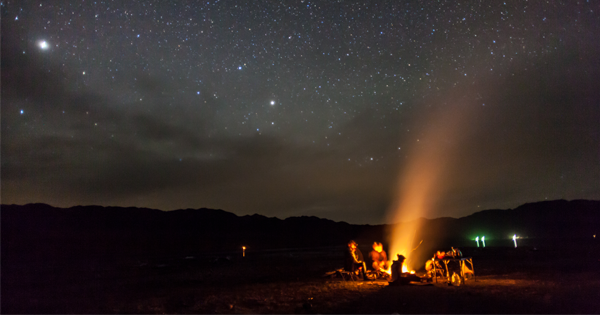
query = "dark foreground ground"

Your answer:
(3, 240), (600, 314)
